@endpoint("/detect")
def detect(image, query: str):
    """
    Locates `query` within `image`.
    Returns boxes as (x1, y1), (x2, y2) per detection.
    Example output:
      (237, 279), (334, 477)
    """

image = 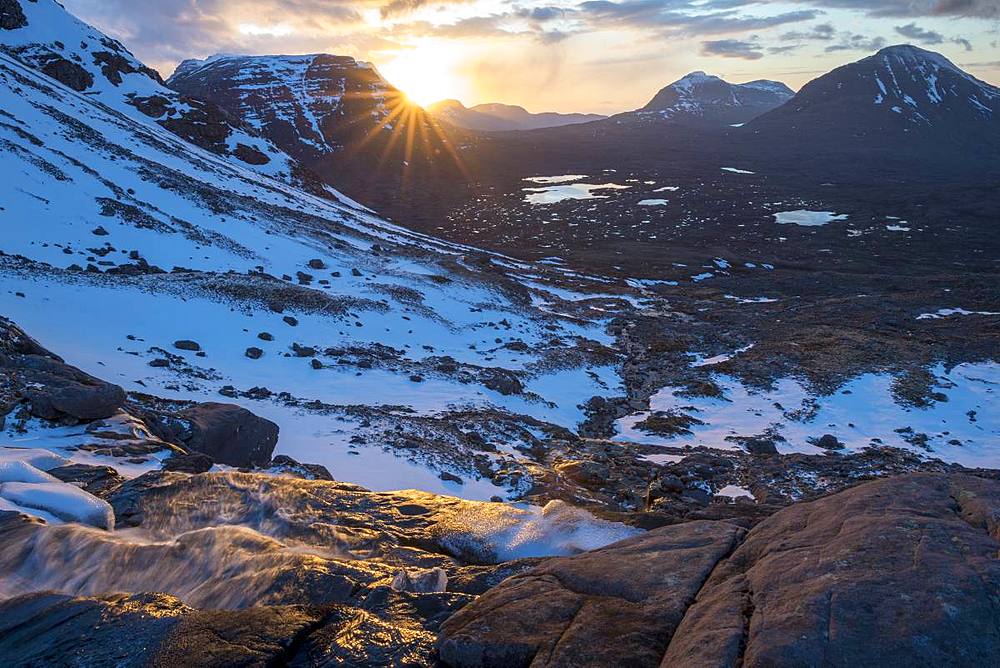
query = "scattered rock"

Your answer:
(813, 433), (845, 450)
(173, 340), (201, 352)
(245, 347), (263, 360)
(439, 471), (464, 484)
